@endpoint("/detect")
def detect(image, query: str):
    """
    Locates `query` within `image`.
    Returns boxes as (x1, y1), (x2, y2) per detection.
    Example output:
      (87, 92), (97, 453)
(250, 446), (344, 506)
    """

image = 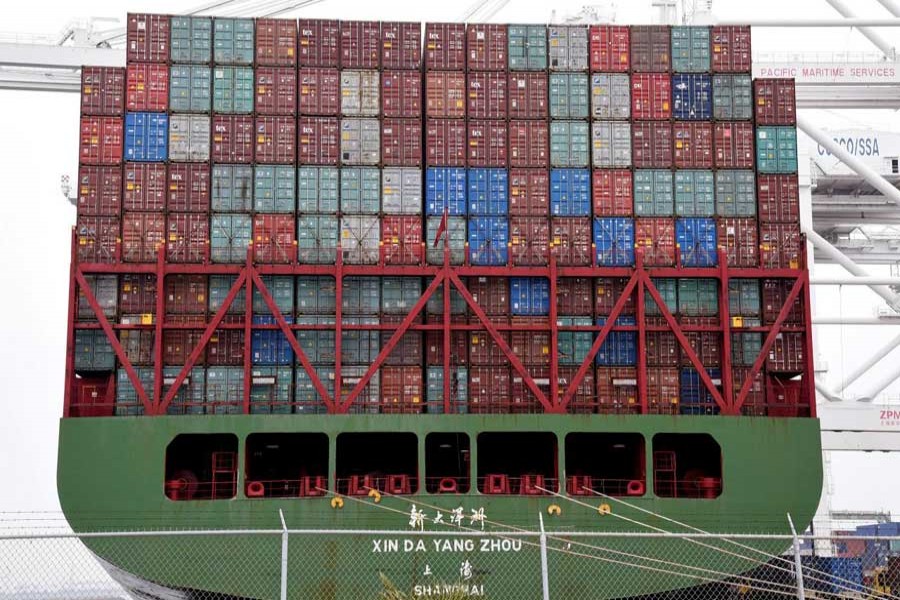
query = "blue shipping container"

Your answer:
(550, 169), (591, 216)
(468, 217), (509, 265)
(426, 167), (467, 216)
(672, 74), (712, 120)
(676, 218), (718, 267)
(468, 168), (509, 216)
(251, 315), (294, 365)
(594, 217), (635, 266)
(510, 278), (550, 316)
(124, 113), (168, 162)
(596, 316), (637, 366)
(679, 368), (722, 415)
